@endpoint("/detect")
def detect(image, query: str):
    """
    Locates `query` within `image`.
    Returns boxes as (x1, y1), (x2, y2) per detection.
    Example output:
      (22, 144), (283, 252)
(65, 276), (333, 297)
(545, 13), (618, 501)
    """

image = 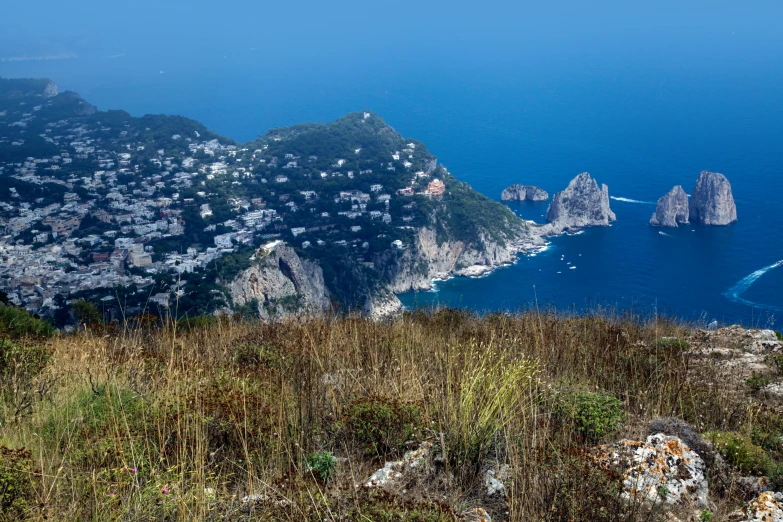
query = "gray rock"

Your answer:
(43, 81), (58, 98)
(647, 417), (714, 465)
(689, 171), (737, 225)
(729, 491), (783, 521)
(545, 172), (616, 231)
(594, 434), (708, 508)
(650, 186), (689, 227)
(500, 184), (549, 202)
(229, 242), (331, 320)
